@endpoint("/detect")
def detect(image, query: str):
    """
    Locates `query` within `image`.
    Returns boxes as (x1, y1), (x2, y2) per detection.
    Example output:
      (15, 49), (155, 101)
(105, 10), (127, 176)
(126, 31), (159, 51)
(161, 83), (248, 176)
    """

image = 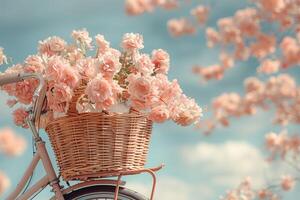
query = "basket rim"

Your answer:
(45, 112), (151, 130)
